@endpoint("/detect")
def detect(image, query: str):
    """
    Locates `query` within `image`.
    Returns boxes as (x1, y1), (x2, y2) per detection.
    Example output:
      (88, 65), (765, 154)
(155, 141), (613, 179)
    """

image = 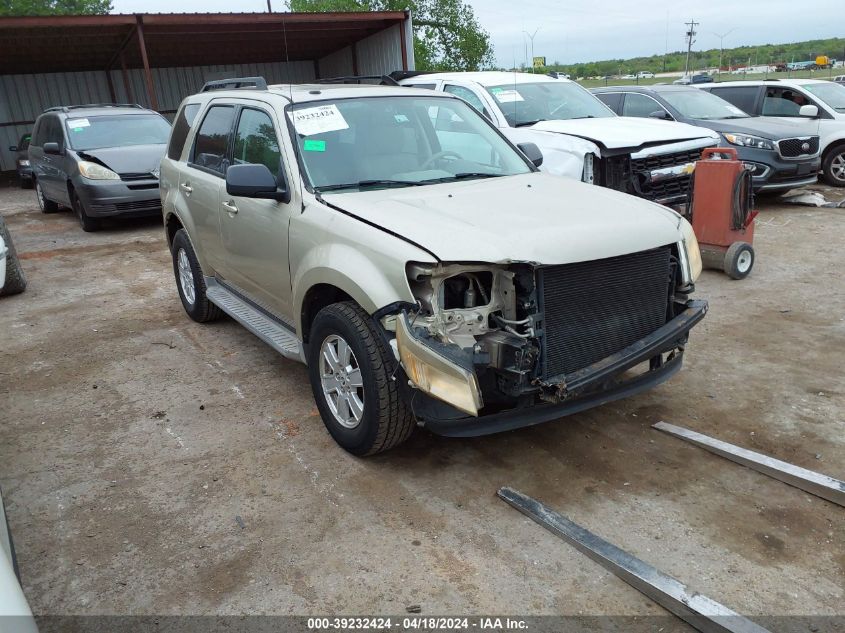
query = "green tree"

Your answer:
(0, 0), (112, 15)
(288, 0), (494, 71)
